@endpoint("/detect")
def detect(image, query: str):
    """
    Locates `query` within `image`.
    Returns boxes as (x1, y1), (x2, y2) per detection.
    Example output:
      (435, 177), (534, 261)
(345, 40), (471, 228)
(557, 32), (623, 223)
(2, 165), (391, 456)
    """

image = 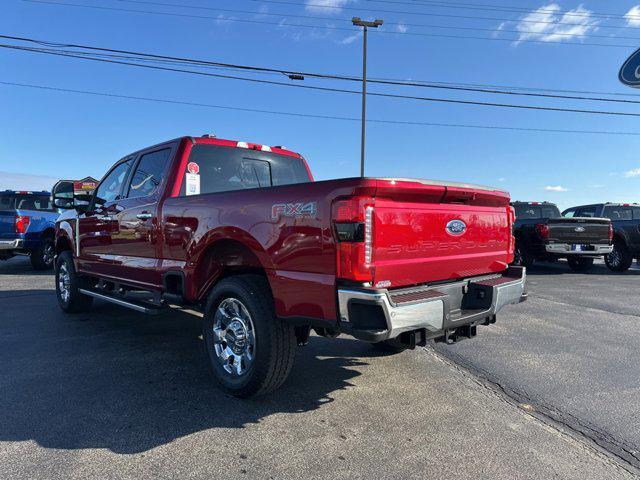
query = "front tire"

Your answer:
(55, 251), (93, 313)
(567, 256), (594, 272)
(30, 236), (55, 270)
(605, 240), (633, 272)
(203, 275), (296, 398)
